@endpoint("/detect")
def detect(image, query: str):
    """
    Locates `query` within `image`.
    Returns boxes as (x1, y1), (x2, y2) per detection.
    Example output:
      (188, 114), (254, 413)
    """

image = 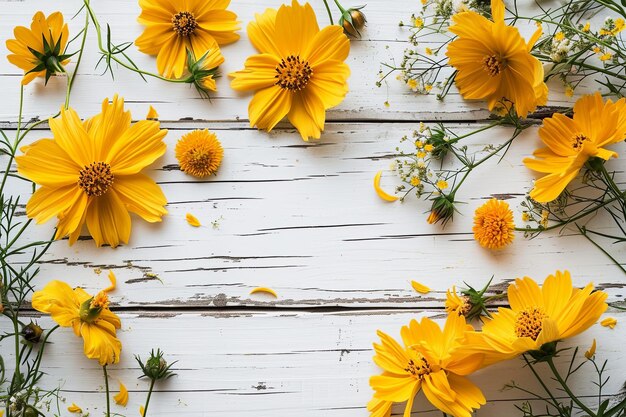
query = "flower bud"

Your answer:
(340, 6), (367, 38)
(21, 321), (44, 344)
(427, 194), (456, 226)
(136, 349), (176, 381)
